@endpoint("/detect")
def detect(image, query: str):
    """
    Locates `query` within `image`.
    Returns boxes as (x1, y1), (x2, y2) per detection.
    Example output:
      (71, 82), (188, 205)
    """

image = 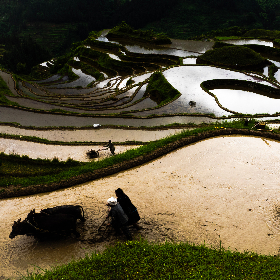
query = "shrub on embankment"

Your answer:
(0, 75), (20, 106)
(0, 152), (81, 178)
(197, 45), (267, 71)
(145, 71), (181, 105)
(106, 21), (172, 45)
(22, 239), (280, 279)
(213, 41), (280, 63)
